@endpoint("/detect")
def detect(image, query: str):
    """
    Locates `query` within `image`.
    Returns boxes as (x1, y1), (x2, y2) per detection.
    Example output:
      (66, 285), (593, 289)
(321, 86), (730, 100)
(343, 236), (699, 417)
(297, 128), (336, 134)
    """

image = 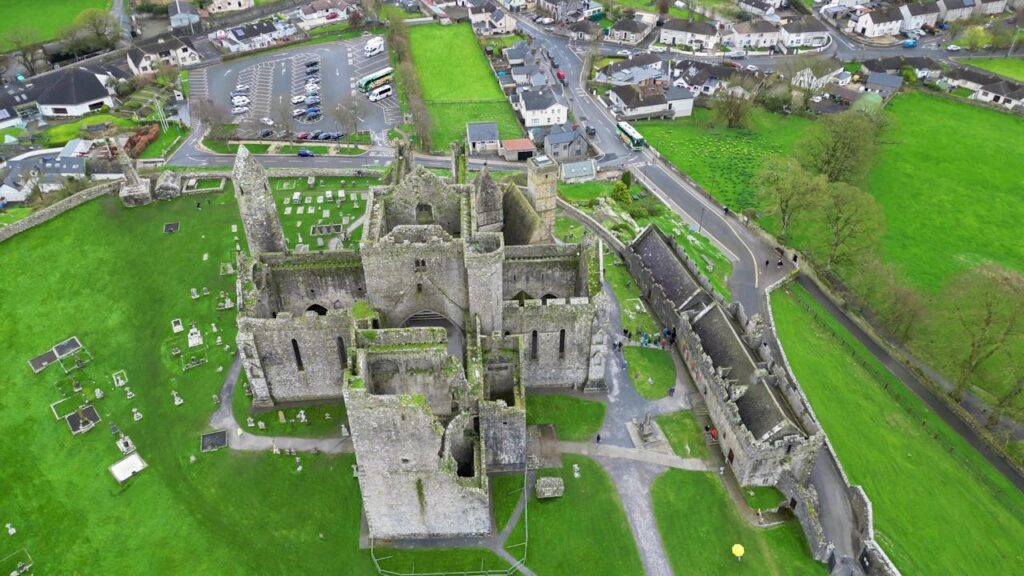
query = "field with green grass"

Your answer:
(605, 255), (661, 336)
(961, 57), (1024, 82)
(525, 395), (605, 441)
(866, 92), (1024, 291)
(408, 24), (521, 149)
(653, 470), (821, 575)
(0, 207), (34, 227)
(268, 176), (377, 251)
(278, 144), (330, 155)
(656, 410), (707, 459)
(0, 0), (110, 50)
(505, 455), (643, 575)
(138, 123), (189, 160)
(772, 283), (1024, 574)
(43, 114), (136, 147)
(637, 109), (813, 212)
(623, 346), (676, 400)
(612, 0), (694, 20)
(554, 213), (585, 243)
